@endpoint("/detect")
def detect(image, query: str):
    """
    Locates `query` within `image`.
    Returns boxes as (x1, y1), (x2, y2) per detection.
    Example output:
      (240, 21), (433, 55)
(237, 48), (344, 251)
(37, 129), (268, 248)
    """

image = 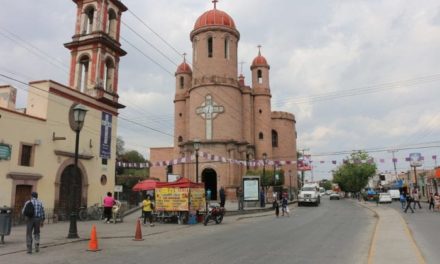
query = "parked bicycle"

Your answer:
(78, 203), (104, 221)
